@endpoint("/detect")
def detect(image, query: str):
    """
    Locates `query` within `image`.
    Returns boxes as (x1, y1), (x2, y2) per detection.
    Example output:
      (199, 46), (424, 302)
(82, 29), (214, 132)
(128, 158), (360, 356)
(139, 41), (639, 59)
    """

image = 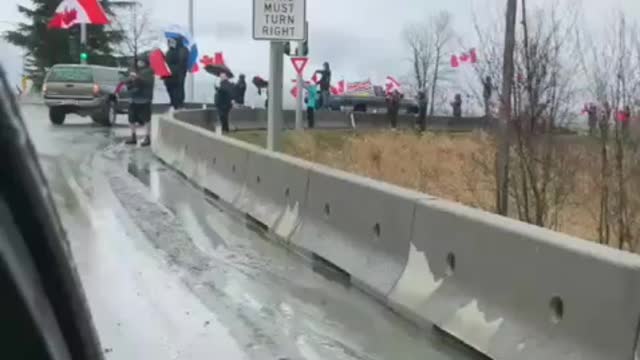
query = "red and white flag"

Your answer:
(451, 48), (478, 68)
(48, 0), (109, 29)
(346, 80), (373, 94)
(331, 80), (345, 95)
(385, 76), (402, 94)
